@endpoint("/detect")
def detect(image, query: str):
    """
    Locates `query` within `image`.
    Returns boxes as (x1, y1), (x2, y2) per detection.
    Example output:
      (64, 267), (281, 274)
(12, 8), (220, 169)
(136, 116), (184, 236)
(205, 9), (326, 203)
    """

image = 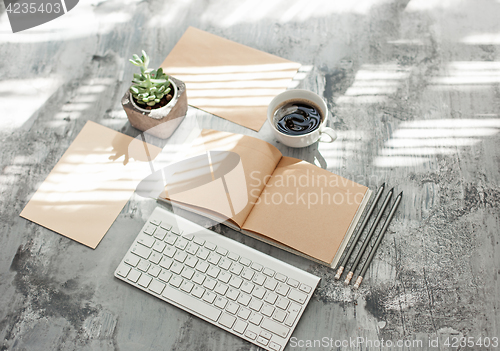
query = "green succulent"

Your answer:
(129, 50), (171, 107)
